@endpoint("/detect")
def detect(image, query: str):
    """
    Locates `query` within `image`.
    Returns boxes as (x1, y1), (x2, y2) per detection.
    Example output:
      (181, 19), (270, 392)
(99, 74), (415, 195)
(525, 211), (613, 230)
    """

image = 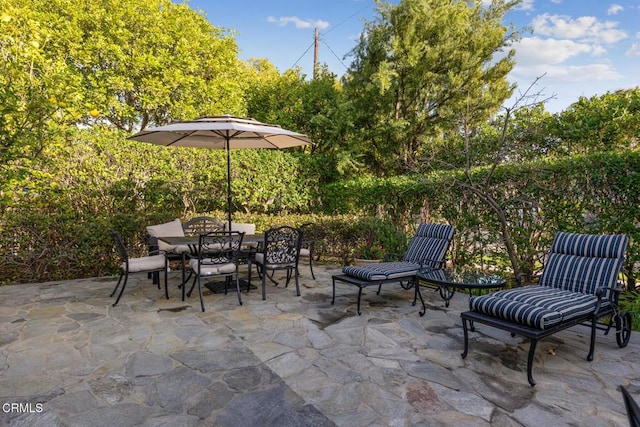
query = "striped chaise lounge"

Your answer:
(461, 231), (631, 386)
(332, 223), (454, 315)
